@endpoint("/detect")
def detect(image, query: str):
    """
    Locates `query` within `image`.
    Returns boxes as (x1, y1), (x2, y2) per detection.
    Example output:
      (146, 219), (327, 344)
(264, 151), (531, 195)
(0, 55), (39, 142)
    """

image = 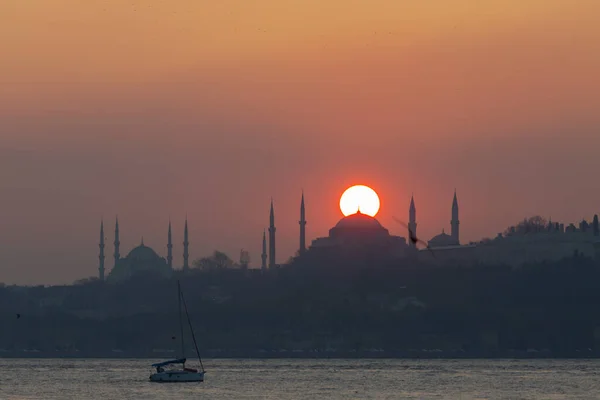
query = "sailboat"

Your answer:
(149, 281), (206, 382)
